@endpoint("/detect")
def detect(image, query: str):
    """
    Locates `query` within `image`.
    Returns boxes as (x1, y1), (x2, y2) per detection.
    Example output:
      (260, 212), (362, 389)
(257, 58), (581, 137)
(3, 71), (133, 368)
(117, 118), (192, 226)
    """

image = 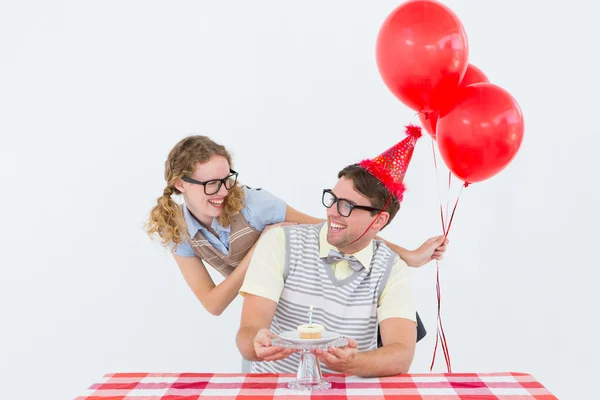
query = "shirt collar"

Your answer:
(182, 203), (230, 238)
(318, 223), (373, 271)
